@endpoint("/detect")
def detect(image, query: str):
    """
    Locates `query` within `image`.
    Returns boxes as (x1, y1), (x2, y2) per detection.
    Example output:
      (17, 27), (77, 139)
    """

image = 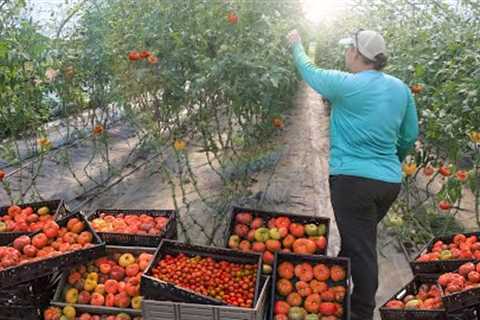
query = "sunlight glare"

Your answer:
(302, 0), (349, 24)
